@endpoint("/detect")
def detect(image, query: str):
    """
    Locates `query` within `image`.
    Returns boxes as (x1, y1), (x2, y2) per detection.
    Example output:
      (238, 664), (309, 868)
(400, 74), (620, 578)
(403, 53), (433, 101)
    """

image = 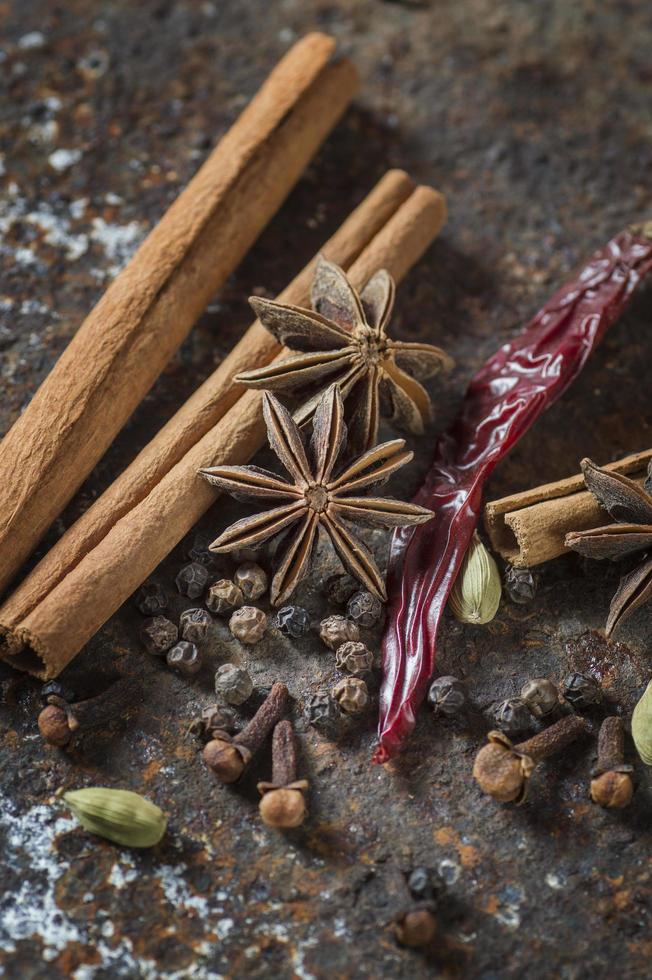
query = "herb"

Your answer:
(376, 223), (652, 763)
(200, 386), (434, 605)
(565, 458), (652, 635)
(62, 787), (167, 848)
(237, 256), (453, 454)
